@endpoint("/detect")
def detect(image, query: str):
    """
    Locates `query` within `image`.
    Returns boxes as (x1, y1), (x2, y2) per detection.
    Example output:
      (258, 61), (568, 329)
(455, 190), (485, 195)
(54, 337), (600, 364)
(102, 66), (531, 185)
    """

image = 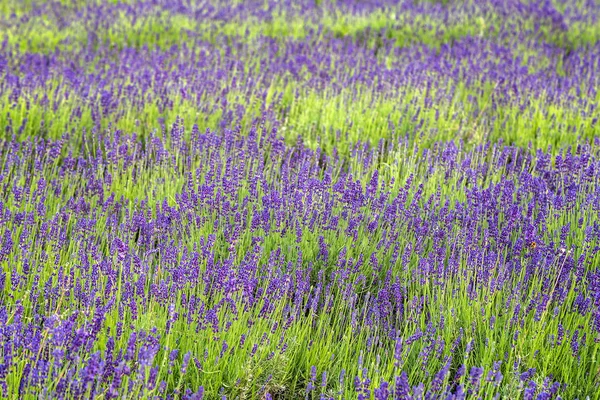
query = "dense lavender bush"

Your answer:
(0, 0), (599, 399)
